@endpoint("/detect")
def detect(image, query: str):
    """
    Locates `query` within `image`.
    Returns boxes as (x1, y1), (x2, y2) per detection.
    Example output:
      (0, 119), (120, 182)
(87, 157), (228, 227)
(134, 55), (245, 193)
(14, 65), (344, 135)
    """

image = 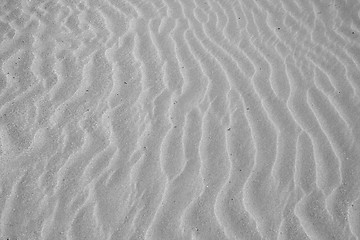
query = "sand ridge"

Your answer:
(0, 0), (360, 239)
